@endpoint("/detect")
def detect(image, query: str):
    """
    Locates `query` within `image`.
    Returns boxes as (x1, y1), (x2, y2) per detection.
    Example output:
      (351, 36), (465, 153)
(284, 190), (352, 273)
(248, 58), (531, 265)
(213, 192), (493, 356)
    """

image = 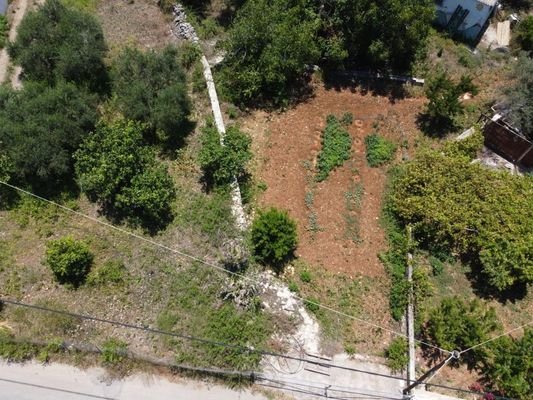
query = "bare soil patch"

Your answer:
(250, 83), (425, 277)
(97, 0), (175, 53)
